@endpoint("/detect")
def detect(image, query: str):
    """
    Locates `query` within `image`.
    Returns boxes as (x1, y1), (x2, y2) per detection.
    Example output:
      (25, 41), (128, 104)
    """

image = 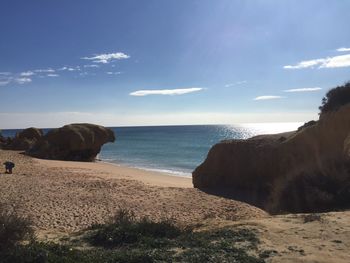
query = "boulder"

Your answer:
(17, 127), (43, 141)
(193, 104), (350, 213)
(27, 123), (115, 161)
(2, 127), (43, 151)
